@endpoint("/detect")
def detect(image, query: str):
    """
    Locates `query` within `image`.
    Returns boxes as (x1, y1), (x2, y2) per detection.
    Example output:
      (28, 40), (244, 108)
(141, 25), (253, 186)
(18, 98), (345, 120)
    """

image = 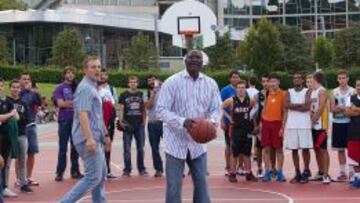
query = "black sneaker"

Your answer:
(55, 173), (63, 182)
(71, 172), (84, 179)
(122, 171), (131, 177)
(302, 169), (312, 178)
(246, 172), (258, 182)
(154, 171), (163, 178)
(139, 170), (149, 176)
(228, 174), (238, 183)
(290, 174), (302, 184)
(106, 173), (119, 180)
(271, 169), (278, 178)
(20, 185), (33, 193)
